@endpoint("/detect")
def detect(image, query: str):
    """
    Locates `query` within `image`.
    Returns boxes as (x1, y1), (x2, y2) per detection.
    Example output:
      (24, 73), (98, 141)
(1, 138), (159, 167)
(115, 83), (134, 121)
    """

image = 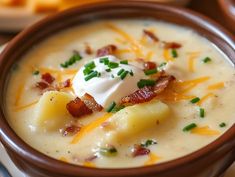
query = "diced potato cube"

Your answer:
(34, 91), (74, 131)
(106, 99), (170, 142)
